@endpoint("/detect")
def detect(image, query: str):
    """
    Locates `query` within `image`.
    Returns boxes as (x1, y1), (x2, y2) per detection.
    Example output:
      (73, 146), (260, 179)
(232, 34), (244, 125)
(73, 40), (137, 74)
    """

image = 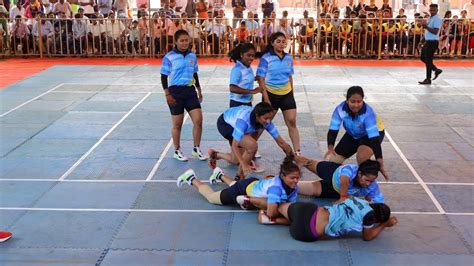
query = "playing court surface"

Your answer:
(0, 60), (472, 265)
